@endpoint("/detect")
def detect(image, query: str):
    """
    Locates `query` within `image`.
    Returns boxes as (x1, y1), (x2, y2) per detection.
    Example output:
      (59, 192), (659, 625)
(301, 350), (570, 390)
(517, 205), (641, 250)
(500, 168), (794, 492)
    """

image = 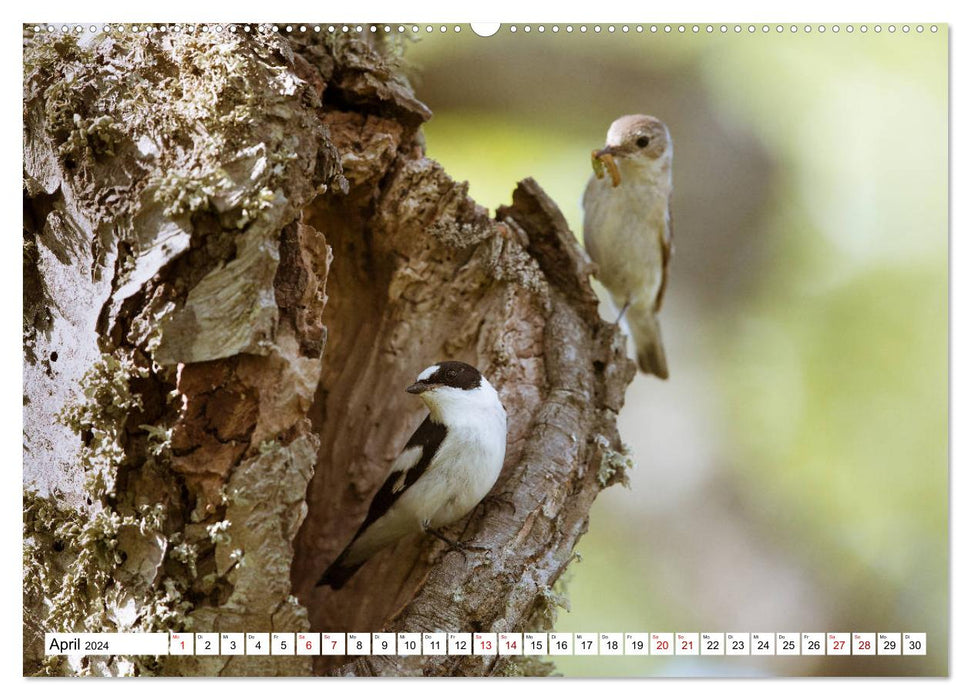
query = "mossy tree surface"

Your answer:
(23, 27), (635, 677)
